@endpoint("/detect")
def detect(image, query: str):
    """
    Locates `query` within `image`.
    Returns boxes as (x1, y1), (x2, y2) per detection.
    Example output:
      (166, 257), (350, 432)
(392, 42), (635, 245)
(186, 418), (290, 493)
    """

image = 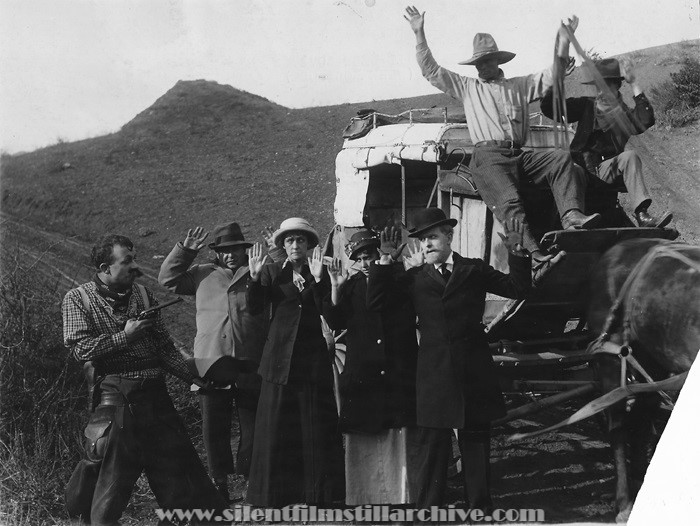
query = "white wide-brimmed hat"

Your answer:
(271, 217), (319, 249)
